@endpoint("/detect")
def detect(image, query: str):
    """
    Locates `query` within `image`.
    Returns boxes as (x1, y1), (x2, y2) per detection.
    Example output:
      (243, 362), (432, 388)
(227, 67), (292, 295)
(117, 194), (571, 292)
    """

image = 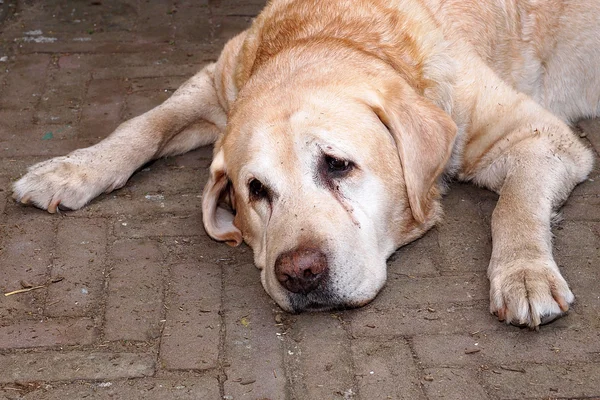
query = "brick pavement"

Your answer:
(0, 1), (599, 399)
